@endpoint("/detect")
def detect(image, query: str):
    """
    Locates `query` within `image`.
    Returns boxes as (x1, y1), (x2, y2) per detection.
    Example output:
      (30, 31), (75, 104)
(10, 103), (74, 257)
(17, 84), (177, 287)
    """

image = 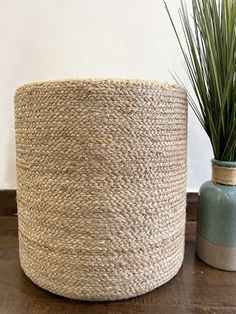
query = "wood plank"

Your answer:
(186, 192), (198, 222)
(0, 190), (17, 217)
